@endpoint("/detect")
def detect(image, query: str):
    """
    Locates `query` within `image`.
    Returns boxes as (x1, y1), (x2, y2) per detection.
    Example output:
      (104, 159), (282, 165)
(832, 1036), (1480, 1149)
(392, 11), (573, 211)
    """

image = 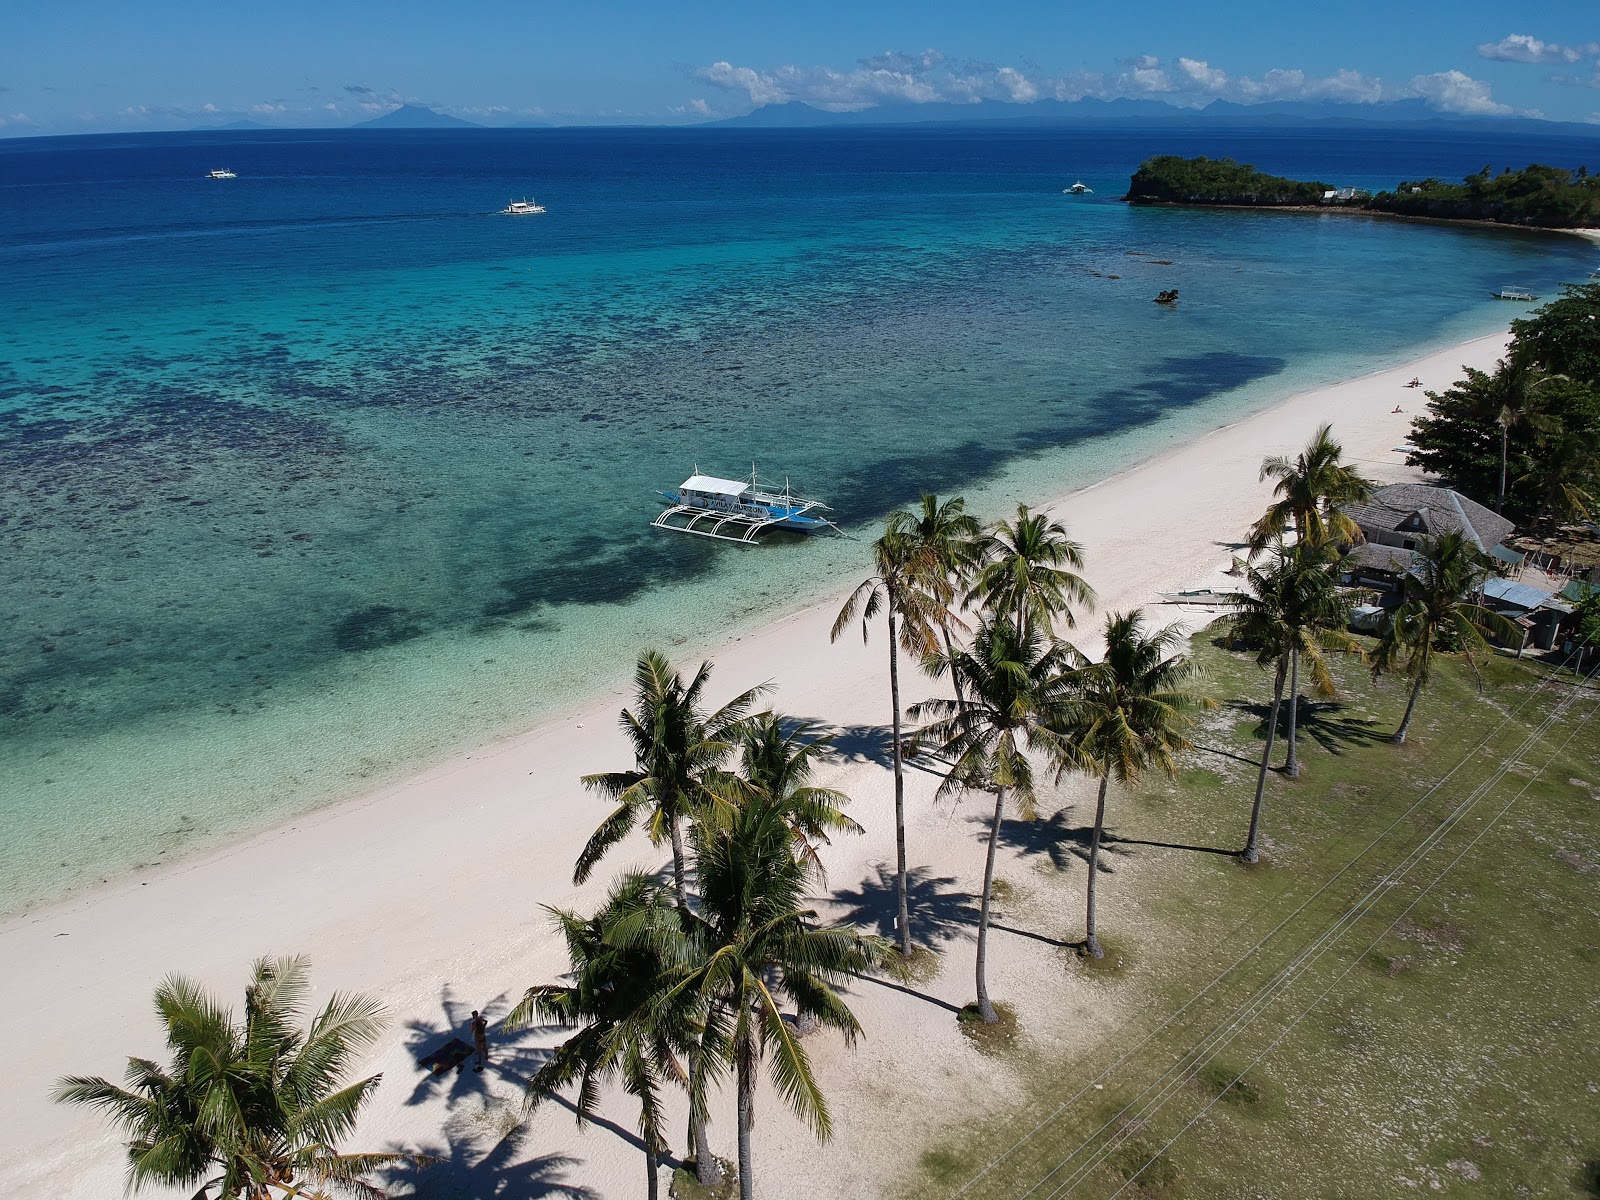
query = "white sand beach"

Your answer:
(0, 330), (1513, 1200)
